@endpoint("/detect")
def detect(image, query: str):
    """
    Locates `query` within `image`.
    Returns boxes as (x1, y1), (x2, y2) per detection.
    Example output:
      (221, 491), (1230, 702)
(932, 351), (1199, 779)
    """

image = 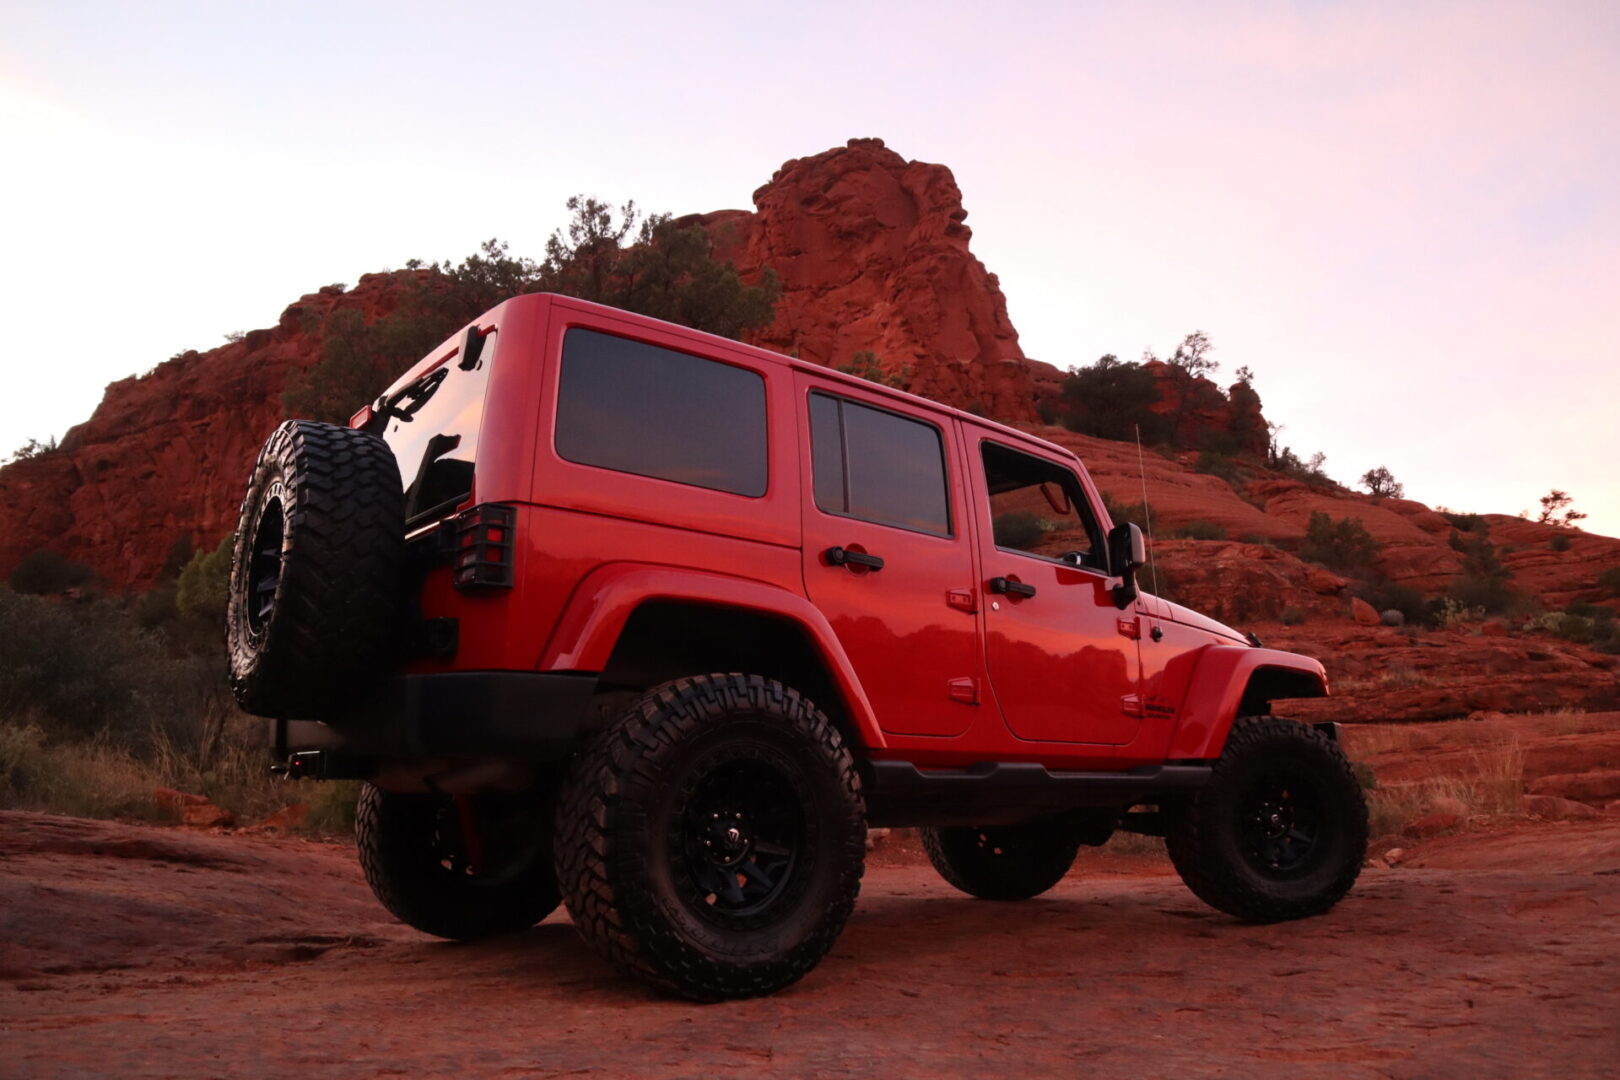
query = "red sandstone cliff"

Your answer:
(689, 137), (1040, 421)
(0, 137), (1616, 630)
(0, 276), (429, 589)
